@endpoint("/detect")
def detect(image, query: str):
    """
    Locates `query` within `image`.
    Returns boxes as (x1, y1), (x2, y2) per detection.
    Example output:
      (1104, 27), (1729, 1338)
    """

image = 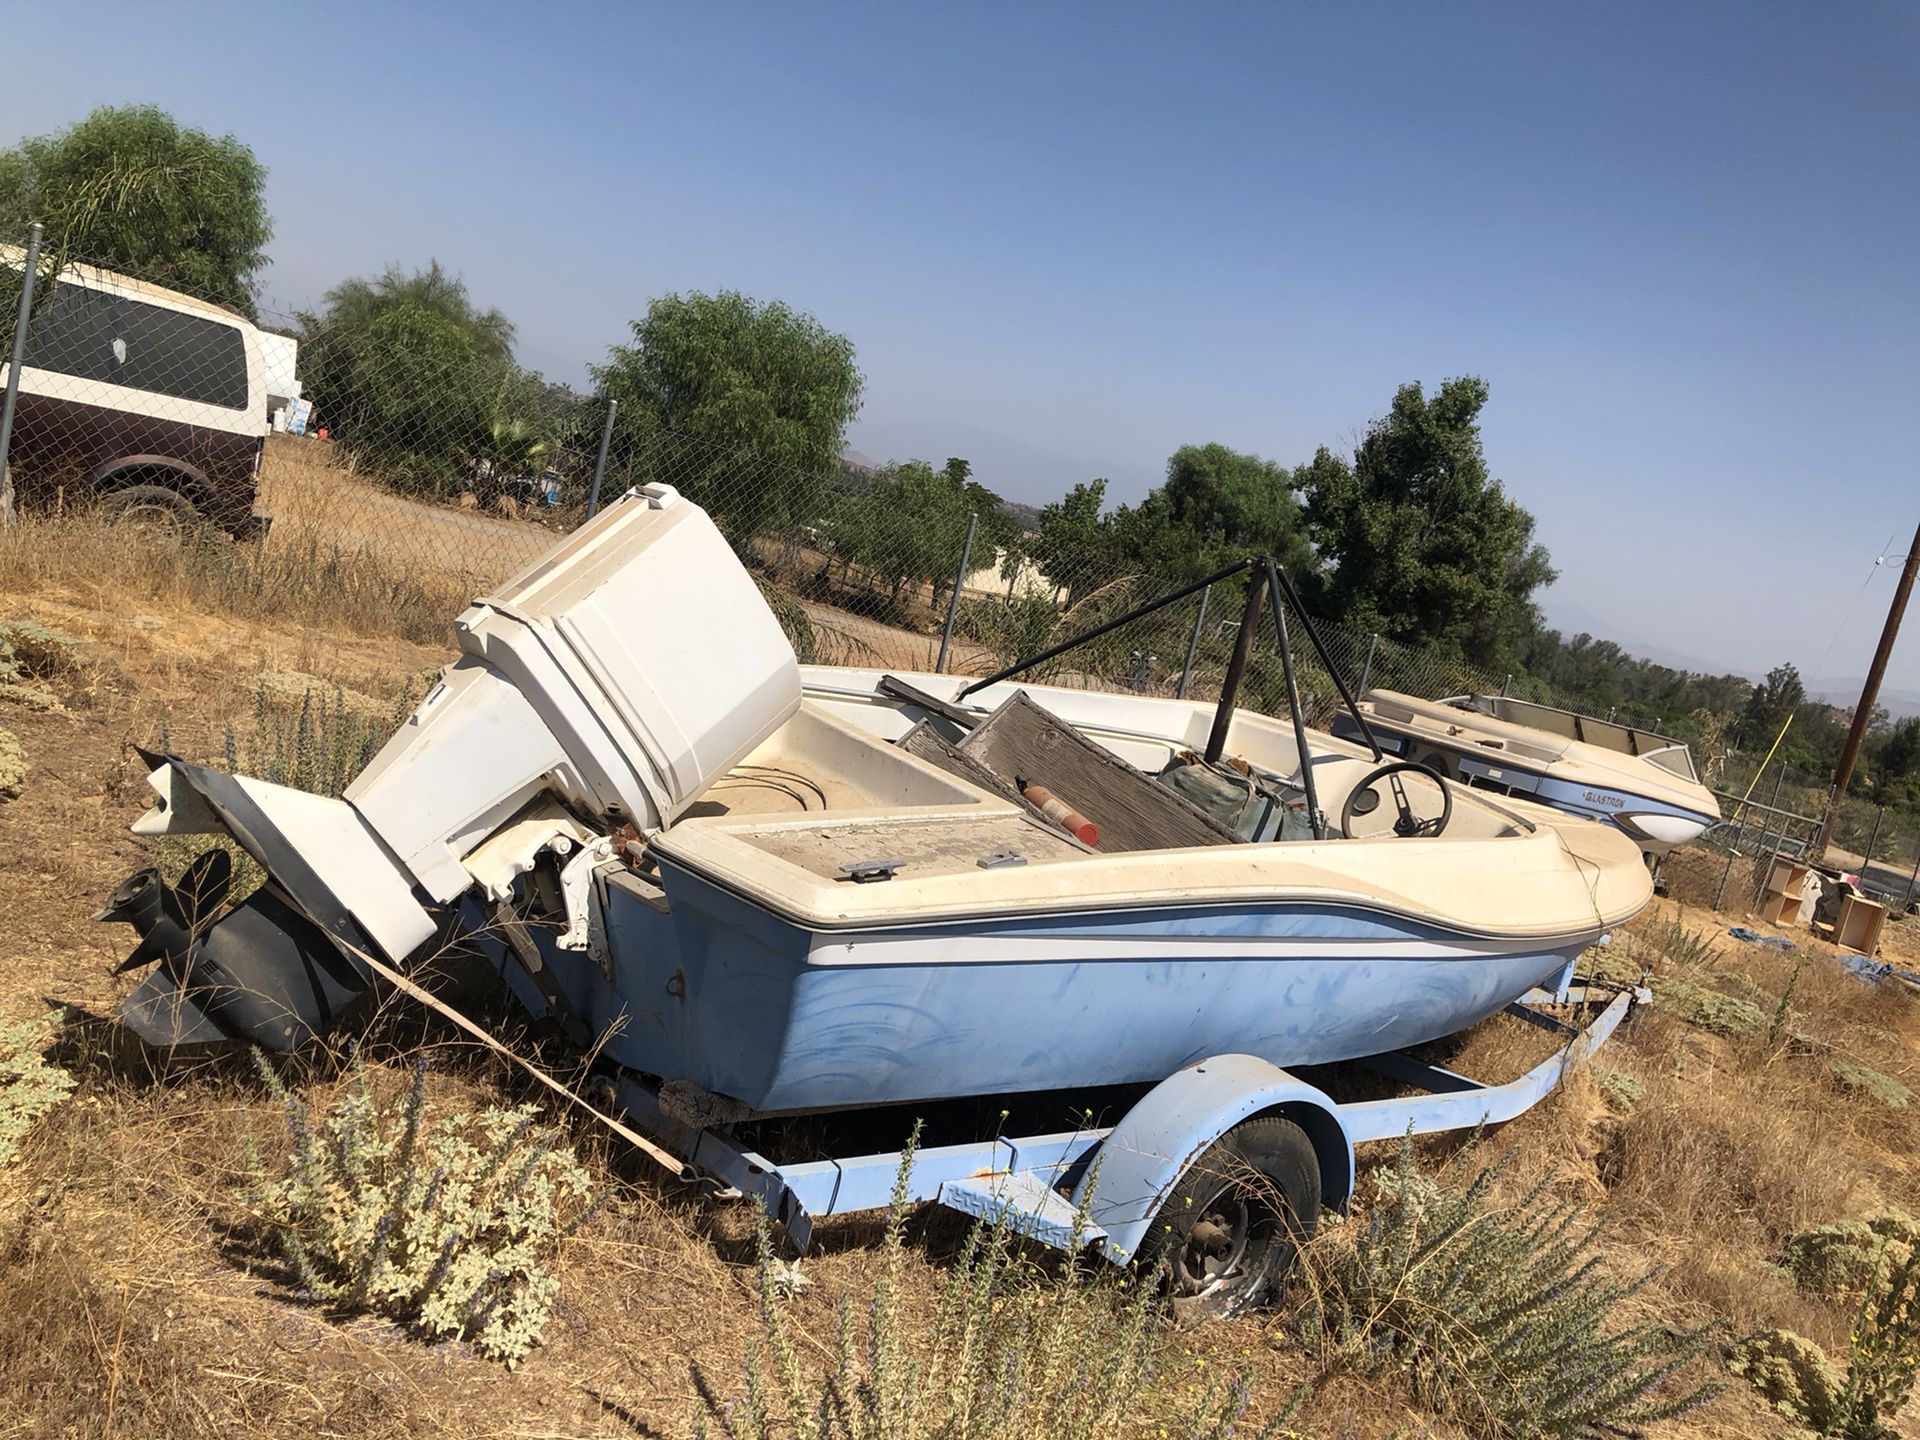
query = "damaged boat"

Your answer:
(100, 483), (1651, 1115)
(1330, 690), (1723, 858)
